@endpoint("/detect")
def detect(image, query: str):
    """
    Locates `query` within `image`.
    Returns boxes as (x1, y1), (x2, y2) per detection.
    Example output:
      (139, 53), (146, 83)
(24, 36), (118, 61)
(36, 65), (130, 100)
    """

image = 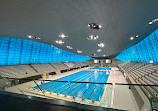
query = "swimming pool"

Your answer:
(35, 68), (110, 102)
(90, 67), (111, 70)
